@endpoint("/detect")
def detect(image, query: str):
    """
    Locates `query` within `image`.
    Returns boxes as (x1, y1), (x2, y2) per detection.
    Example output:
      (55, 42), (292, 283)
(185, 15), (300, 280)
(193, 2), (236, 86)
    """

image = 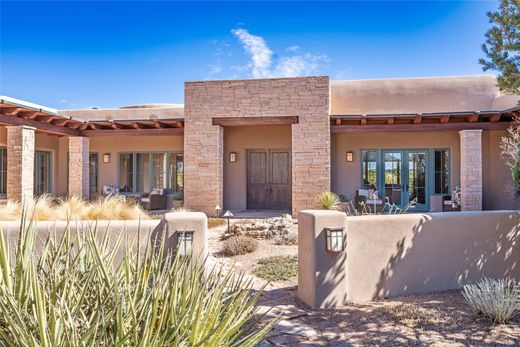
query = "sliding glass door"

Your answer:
(34, 151), (51, 196)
